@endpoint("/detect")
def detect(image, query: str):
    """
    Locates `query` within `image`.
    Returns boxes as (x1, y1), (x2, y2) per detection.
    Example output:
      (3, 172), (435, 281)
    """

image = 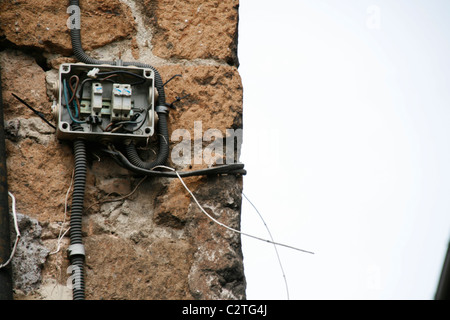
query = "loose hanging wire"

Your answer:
(0, 192), (21, 269)
(242, 192), (291, 300)
(152, 165), (315, 255)
(49, 169), (74, 255)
